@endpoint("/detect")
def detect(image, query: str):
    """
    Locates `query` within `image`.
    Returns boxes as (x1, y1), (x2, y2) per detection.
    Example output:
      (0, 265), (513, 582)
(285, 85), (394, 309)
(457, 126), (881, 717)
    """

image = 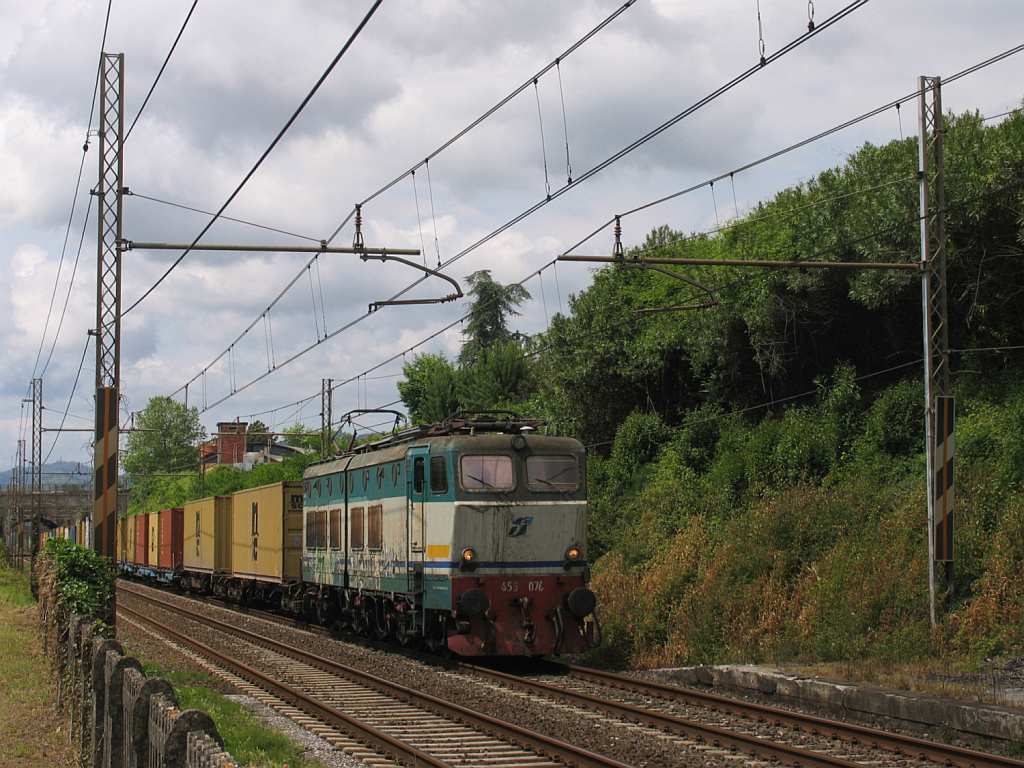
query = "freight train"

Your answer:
(118, 415), (600, 657)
